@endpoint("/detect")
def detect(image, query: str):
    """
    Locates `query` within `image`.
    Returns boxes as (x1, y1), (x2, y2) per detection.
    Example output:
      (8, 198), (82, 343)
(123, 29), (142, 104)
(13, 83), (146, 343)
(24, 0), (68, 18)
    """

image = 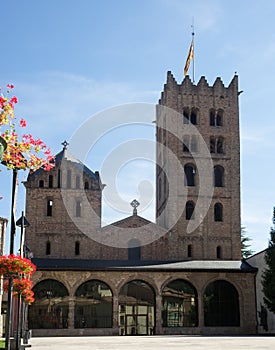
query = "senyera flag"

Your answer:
(184, 39), (194, 76)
